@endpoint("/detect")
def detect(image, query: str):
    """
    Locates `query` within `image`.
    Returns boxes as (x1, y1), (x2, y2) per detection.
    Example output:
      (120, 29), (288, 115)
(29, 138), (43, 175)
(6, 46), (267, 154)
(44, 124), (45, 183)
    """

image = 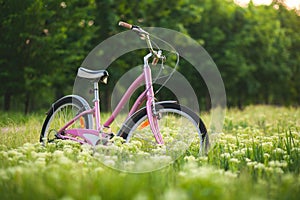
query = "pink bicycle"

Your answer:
(40, 22), (209, 153)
